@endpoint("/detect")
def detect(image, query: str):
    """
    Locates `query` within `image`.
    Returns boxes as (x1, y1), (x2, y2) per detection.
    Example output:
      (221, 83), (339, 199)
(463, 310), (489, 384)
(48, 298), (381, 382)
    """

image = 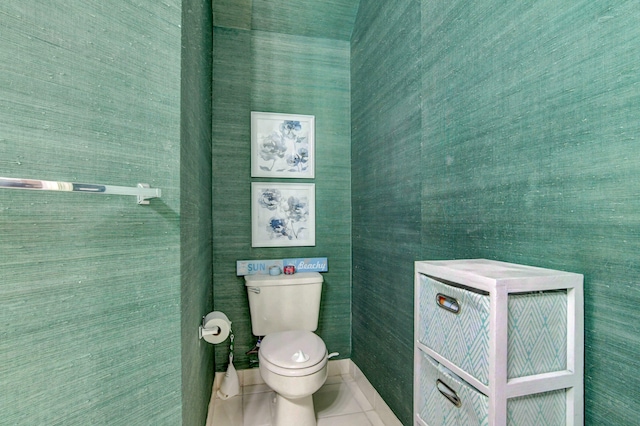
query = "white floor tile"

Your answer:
(243, 382), (272, 395)
(317, 412), (373, 426)
(344, 379), (374, 411)
(373, 395), (404, 426)
(323, 375), (344, 386)
(243, 391), (274, 426)
(364, 410), (386, 426)
(313, 382), (366, 418)
(211, 395), (243, 426)
(243, 368), (264, 386)
(207, 360), (402, 426)
(354, 368), (377, 408)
